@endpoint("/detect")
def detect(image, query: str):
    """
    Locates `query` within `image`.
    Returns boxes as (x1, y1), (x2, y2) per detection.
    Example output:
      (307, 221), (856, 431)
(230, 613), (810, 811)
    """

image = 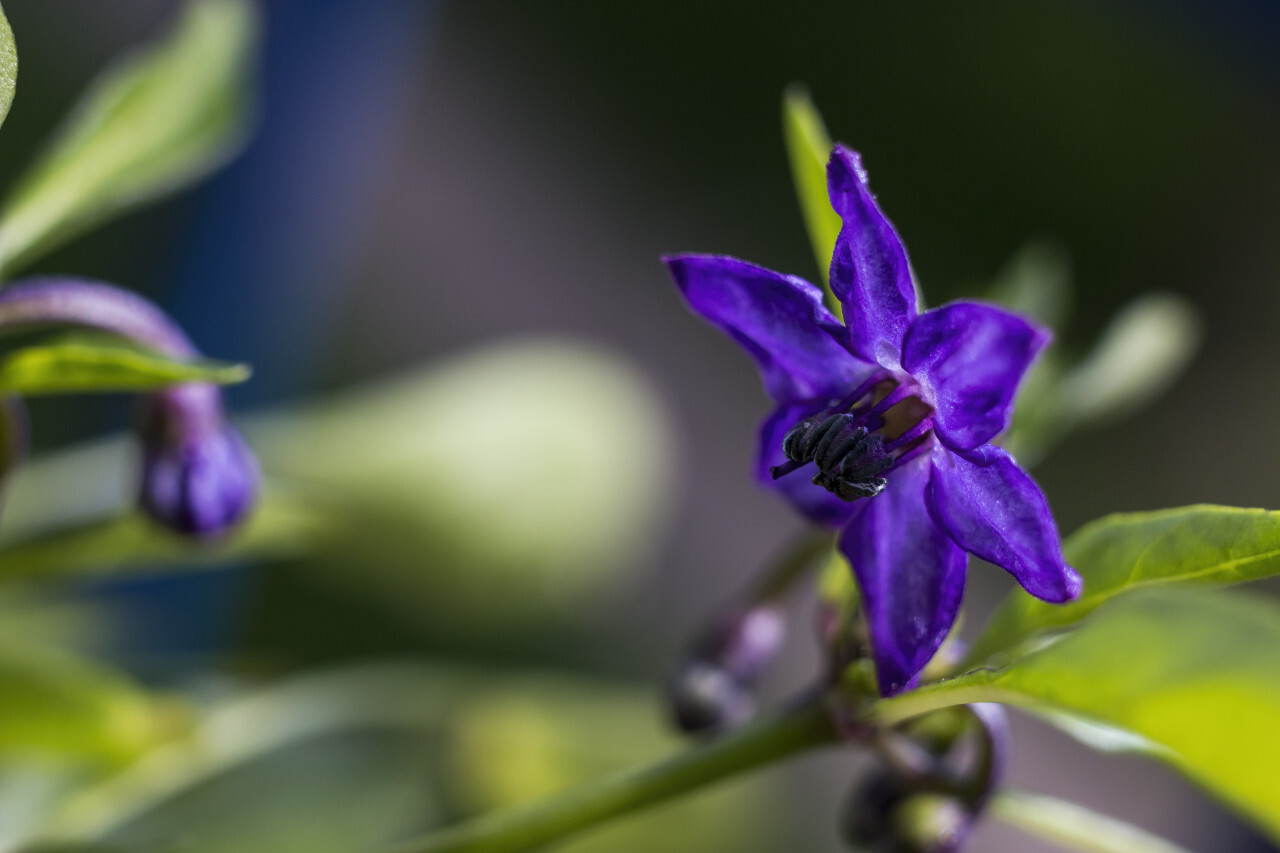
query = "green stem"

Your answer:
(388, 695), (840, 853)
(753, 529), (833, 602)
(991, 787), (1196, 853)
